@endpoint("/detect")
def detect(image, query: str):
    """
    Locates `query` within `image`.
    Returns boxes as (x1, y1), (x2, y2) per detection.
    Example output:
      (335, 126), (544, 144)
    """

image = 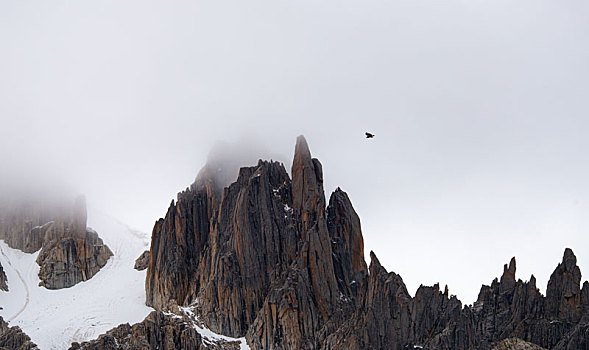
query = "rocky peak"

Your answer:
(289, 135), (338, 320)
(546, 248), (582, 322)
(327, 187), (368, 297)
(291, 135), (325, 235)
(500, 257), (517, 293)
